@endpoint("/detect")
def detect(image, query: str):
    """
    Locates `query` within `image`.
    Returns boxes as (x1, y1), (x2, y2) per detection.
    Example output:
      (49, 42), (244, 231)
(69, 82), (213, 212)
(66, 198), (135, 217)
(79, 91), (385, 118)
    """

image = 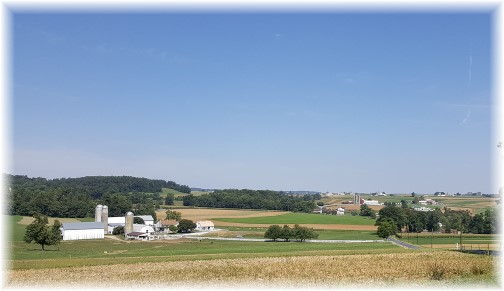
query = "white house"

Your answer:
(196, 221), (214, 231)
(61, 222), (105, 241)
(336, 207), (345, 216)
